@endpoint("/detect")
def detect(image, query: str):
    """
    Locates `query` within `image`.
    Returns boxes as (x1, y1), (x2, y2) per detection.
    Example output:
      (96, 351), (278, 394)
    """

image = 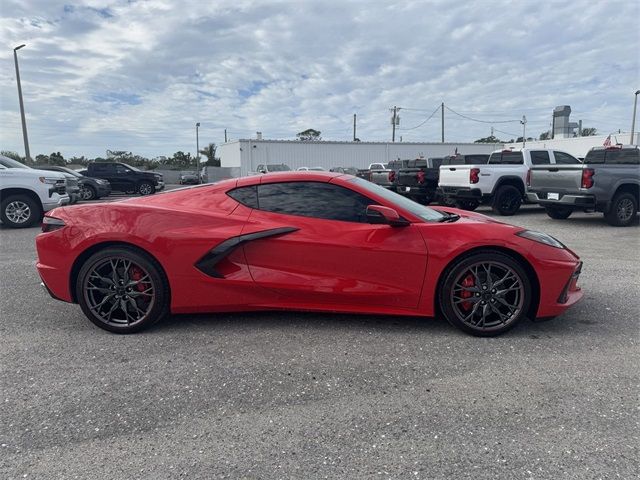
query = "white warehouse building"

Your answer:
(218, 140), (501, 177)
(217, 133), (639, 178)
